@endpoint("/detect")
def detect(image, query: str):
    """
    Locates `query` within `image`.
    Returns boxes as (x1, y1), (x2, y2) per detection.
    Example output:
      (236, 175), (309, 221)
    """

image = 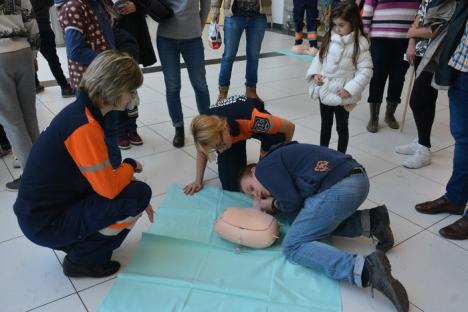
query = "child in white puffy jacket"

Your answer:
(306, 0), (372, 153)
